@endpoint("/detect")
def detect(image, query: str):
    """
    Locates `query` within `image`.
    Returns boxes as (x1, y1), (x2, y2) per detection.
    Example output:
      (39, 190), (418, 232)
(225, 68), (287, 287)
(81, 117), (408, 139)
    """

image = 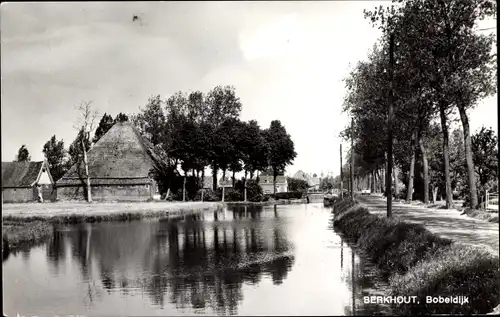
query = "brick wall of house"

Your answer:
(2, 187), (35, 203)
(57, 184), (153, 201)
